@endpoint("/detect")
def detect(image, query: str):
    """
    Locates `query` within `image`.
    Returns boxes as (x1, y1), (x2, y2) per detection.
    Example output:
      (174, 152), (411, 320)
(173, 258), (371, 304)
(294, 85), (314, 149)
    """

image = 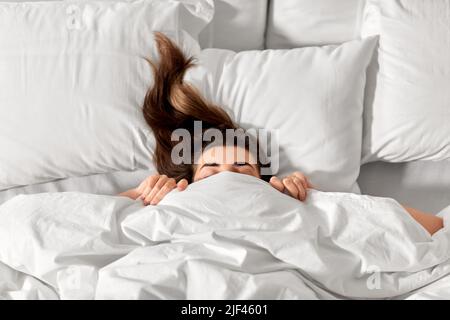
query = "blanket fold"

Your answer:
(1, 172), (449, 299)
